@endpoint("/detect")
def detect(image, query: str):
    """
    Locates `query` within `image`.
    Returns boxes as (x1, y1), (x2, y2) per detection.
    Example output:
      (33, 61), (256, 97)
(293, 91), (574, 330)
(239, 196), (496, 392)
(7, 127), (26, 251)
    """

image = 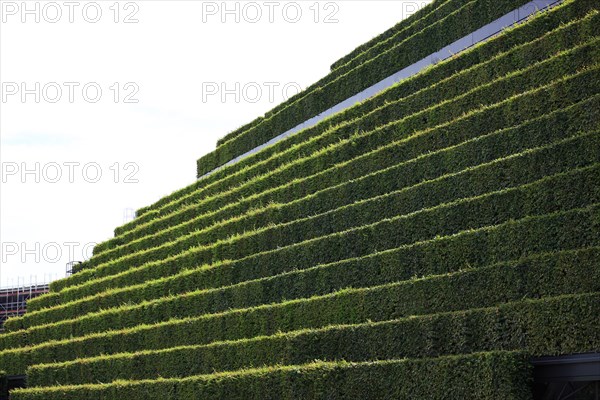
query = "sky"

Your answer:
(0, 0), (432, 288)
